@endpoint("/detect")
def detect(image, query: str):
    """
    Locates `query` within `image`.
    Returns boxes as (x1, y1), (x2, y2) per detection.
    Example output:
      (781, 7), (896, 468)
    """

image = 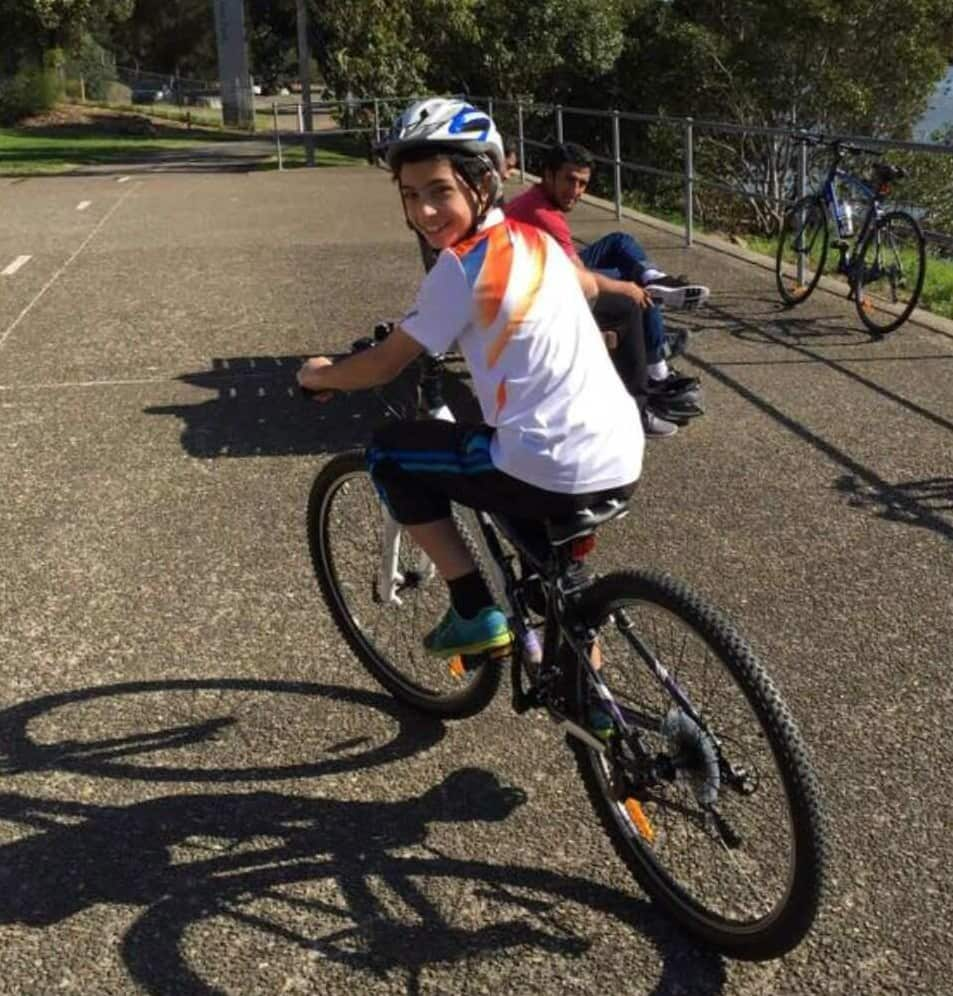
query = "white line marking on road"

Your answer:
(117, 176), (131, 183)
(2, 255), (32, 276)
(0, 186), (136, 353)
(77, 200), (92, 211)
